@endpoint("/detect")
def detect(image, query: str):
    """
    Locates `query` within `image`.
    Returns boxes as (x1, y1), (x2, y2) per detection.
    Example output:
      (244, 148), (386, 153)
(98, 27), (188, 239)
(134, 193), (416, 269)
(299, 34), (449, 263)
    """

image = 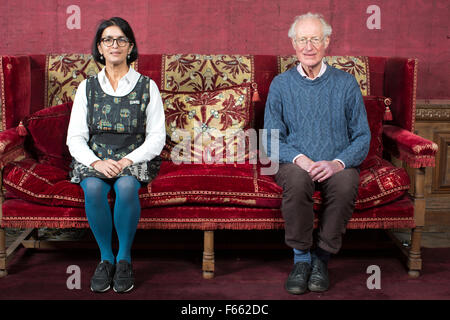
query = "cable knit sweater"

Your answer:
(263, 64), (371, 168)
